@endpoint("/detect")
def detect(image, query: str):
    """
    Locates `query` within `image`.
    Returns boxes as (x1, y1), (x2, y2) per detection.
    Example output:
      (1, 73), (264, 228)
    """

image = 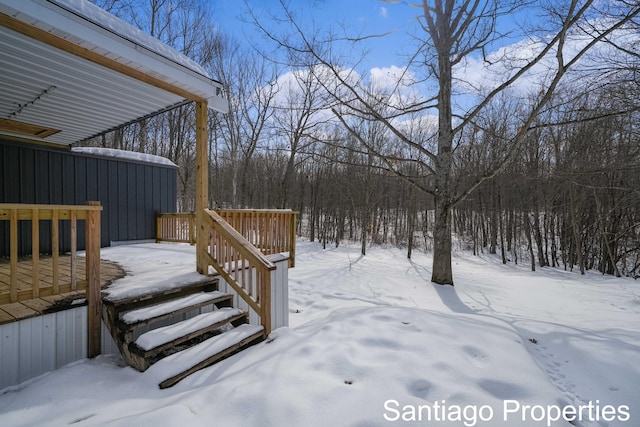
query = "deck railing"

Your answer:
(0, 202), (102, 357)
(155, 212), (195, 244)
(217, 209), (297, 268)
(202, 209), (275, 335)
(156, 209), (297, 267)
